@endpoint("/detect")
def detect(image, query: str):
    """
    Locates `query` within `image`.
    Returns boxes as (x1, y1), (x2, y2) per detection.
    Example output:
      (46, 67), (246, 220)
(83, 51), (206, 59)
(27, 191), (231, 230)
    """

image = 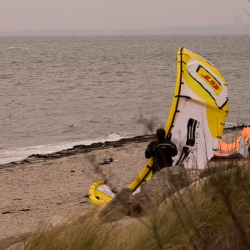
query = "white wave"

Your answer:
(0, 133), (127, 165)
(225, 121), (250, 128)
